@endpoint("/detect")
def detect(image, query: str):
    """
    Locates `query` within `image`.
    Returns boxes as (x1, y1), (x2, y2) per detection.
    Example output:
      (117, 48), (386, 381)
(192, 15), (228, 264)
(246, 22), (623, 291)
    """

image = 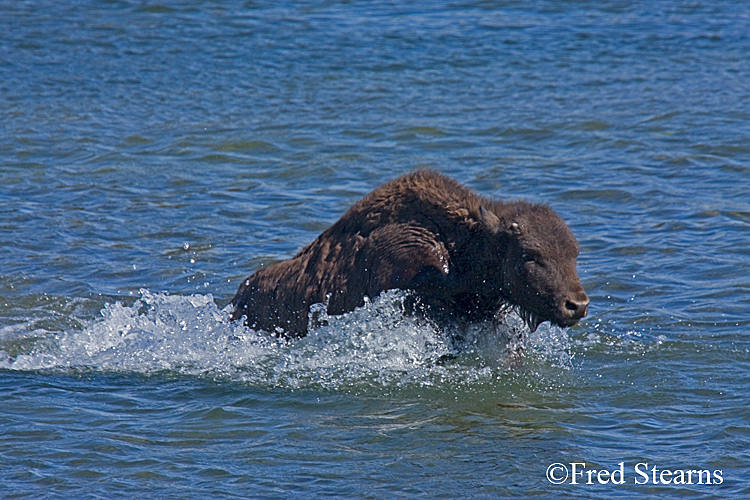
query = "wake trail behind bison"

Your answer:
(1, 290), (575, 392)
